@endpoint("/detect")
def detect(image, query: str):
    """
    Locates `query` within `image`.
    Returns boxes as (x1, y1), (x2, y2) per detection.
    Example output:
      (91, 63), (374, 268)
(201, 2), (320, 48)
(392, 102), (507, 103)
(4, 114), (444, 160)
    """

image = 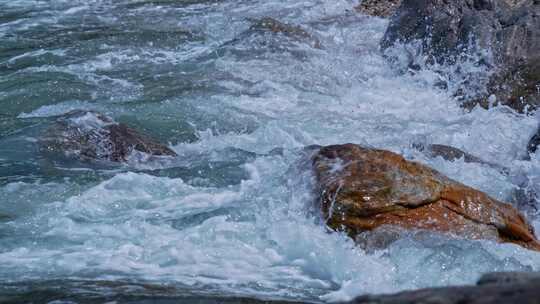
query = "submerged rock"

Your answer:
(355, 0), (402, 18)
(311, 143), (540, 251)
(381, 0), (540, 113)
(249, 17), (321, 49)
(413, 143), (509, 174)
(414, 143), (485, 164)
(41, 110), (177, 163)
